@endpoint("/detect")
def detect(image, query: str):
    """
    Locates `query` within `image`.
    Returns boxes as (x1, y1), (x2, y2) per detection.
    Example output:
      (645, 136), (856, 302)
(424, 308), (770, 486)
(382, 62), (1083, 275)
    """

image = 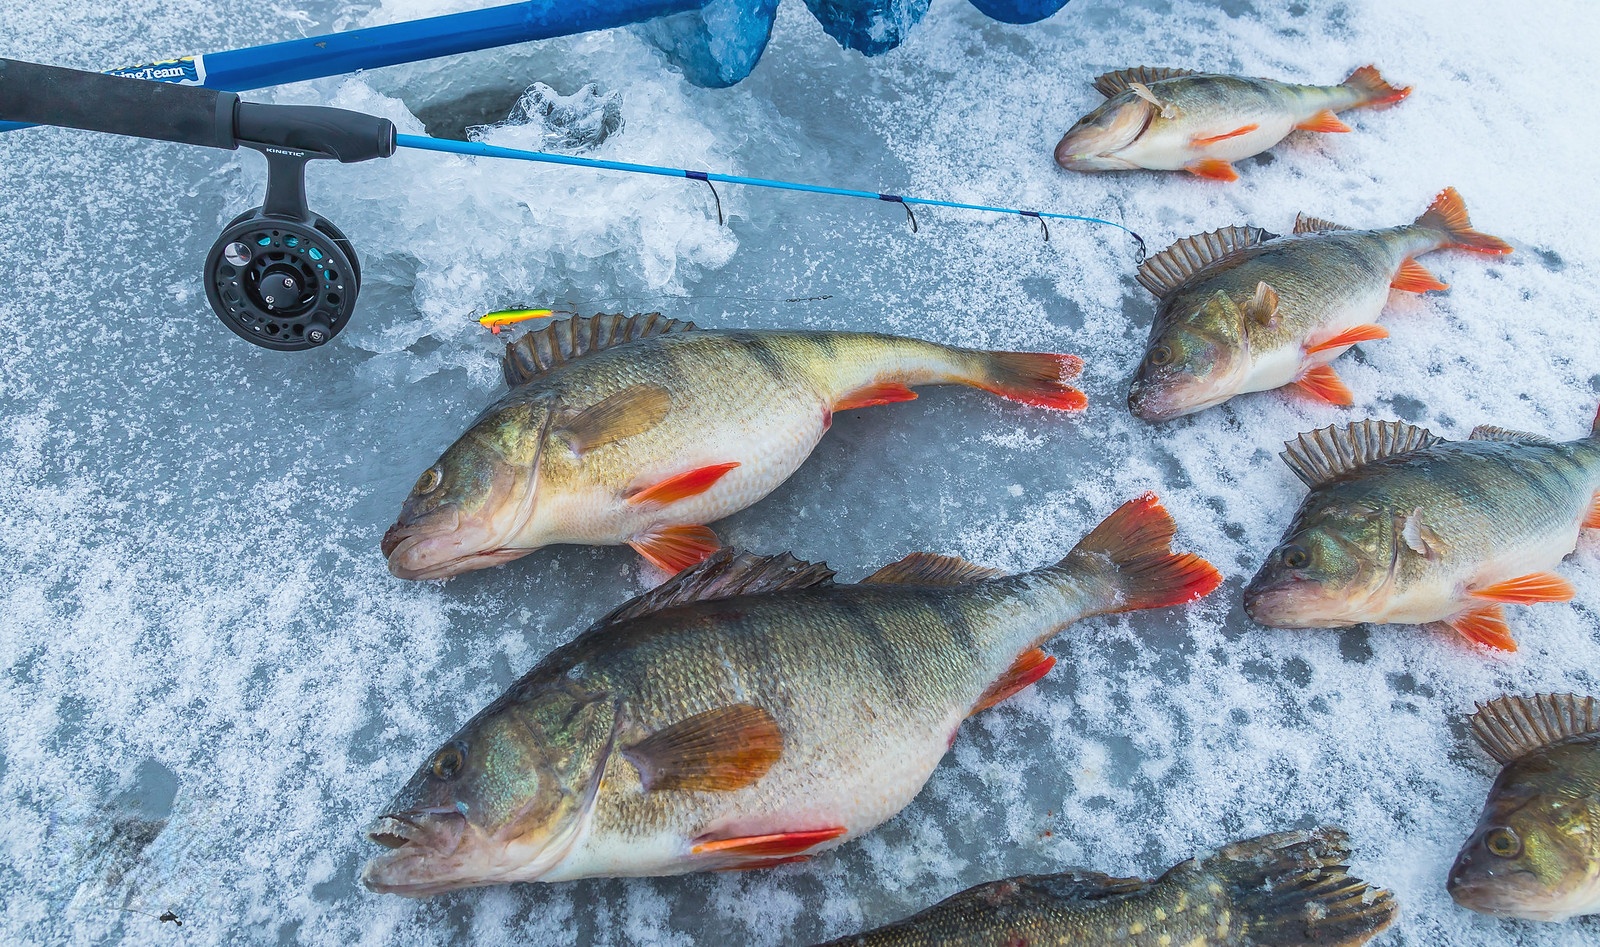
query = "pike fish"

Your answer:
(1449, 694), (1600, 922)
(361, 494), (1220, 894)
(1127, 189), (1511, 422)
(382, 313), (1086, 580)
(1244, 414), (1600, 651)
(1056, 65), (1410, 182)
(817, 828), (1396, 946)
